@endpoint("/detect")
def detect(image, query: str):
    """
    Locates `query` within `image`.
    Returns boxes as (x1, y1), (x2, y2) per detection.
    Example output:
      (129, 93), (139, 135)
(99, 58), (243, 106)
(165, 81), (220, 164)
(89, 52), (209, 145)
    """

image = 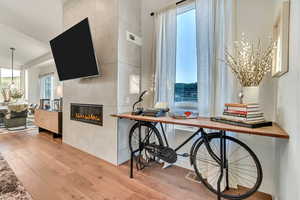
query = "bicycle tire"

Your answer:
(192, 135), (263, 200)
(129, 122), (164, 154)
